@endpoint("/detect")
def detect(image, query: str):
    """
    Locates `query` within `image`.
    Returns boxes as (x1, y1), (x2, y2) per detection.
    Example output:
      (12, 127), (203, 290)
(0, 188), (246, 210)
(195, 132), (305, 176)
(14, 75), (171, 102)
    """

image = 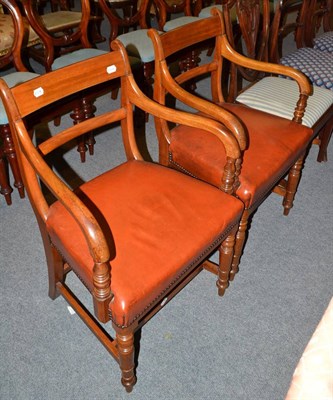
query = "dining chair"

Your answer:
(304, 0), (333, 53)
(268, 0), (333, 161)
(0, 43), (244, 391)
(0, 0), (39, 205)
(148, 8), (315, 283)
(270, 0), (333, 91)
